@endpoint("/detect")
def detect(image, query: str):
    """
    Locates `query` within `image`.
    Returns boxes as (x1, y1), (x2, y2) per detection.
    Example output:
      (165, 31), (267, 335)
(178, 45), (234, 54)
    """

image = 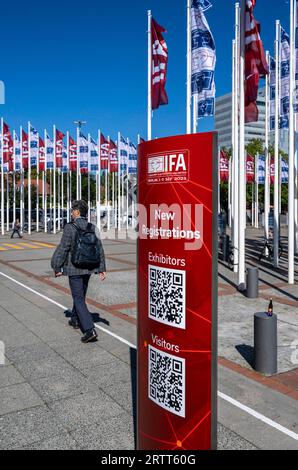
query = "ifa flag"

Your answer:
(62, 143), (68, 173)
(245, 0), (268, 123)
(270, 157), (275, 185)
(128, 141), (137, 174)
(109, 139), (118, 173)
(13, 133), (22, 173)
(246, 154), (255, 183)
(219, 150), (229, 182)
(55, 129), (65, 168)
(3, 122), (13, 164)
(22, 130), (29, 169)
(119, 135), (128, 174)
(69, 136), (77, 171)
(100, 133), (109, 170)
(89, 137), (99, 173)
(39, 137), (46, 172)
(46, 134), (54, 170)
(29, 125), (38, 168)
(151, 18), (168, 110)
(78, 132), (89, 174)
